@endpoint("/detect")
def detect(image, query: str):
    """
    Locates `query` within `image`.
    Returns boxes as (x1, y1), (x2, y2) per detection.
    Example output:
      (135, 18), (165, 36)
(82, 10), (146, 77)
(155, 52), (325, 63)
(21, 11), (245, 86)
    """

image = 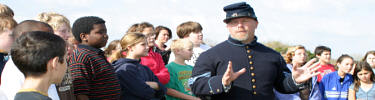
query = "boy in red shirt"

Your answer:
(314, 46), (336, 82)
